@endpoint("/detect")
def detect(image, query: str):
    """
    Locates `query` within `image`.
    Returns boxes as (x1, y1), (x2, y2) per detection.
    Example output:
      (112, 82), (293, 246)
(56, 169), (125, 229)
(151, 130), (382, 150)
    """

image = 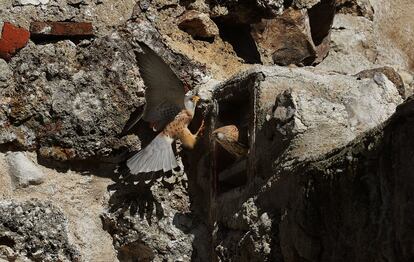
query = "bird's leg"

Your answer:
(178, 119), (205, 149)
(195, 119), (205, 137)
